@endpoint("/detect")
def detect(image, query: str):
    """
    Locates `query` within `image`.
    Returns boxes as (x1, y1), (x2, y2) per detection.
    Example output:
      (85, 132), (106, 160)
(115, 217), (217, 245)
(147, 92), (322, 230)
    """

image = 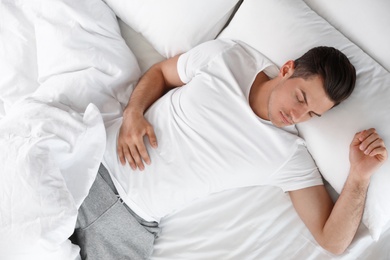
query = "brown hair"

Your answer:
(292, 46), (356, 106)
